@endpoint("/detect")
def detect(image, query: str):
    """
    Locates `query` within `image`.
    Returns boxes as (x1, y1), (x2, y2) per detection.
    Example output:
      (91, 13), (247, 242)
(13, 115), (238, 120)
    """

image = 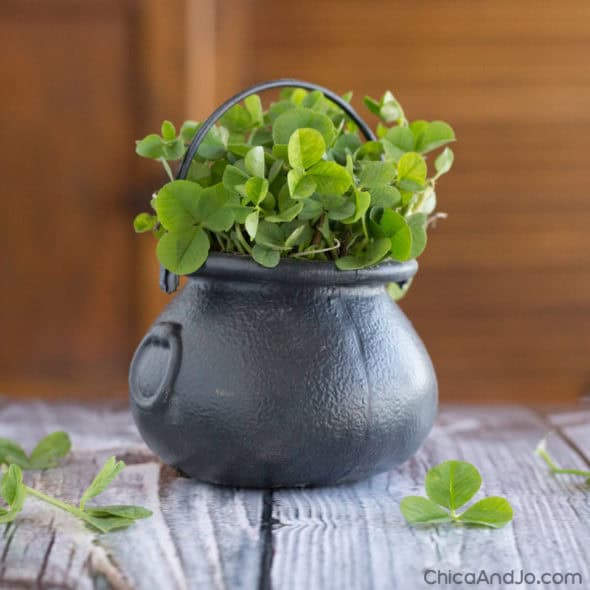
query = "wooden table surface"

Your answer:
(0, 400), (589, 590)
